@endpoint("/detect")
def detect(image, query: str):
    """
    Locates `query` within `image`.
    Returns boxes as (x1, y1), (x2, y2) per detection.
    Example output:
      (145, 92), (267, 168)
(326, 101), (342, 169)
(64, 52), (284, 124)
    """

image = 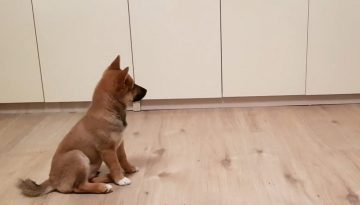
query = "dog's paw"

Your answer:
(104, 184), (113, 193)
(125, 166), (139, 174)
(116, 177), (131, 186)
